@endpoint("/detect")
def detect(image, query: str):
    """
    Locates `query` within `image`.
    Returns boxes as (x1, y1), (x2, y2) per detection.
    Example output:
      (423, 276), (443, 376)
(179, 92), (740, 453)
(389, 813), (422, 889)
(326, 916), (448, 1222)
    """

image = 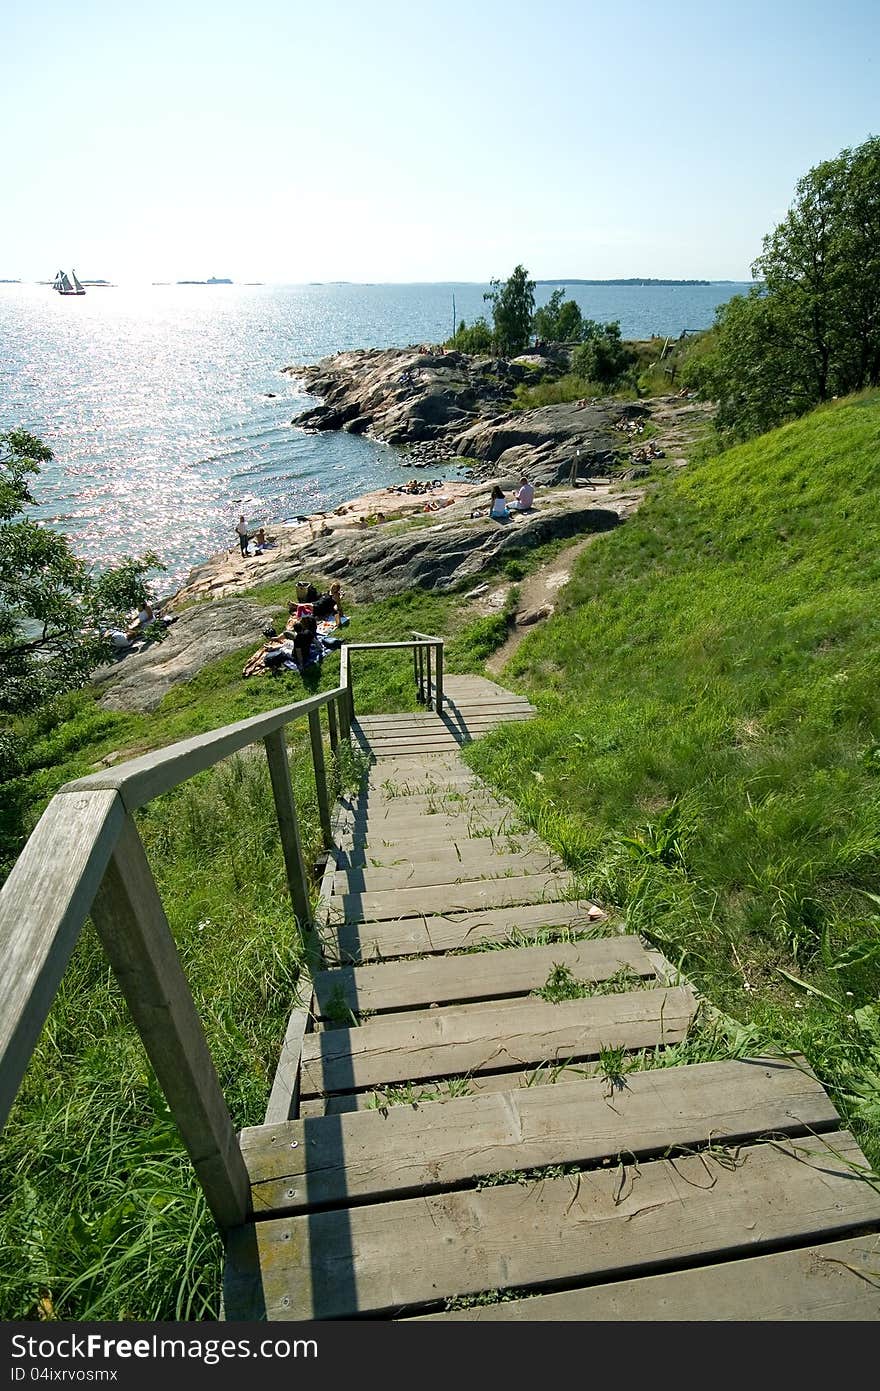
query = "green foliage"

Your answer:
(484, 265), (536, 356)
(532, 288), (585, 343)
(690, 135), (880, 439)
(446, 316), (493, 354)
(465, 392), (880, 1167)
(0, 431), (164, 714)
(571, 320), (637, 386)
